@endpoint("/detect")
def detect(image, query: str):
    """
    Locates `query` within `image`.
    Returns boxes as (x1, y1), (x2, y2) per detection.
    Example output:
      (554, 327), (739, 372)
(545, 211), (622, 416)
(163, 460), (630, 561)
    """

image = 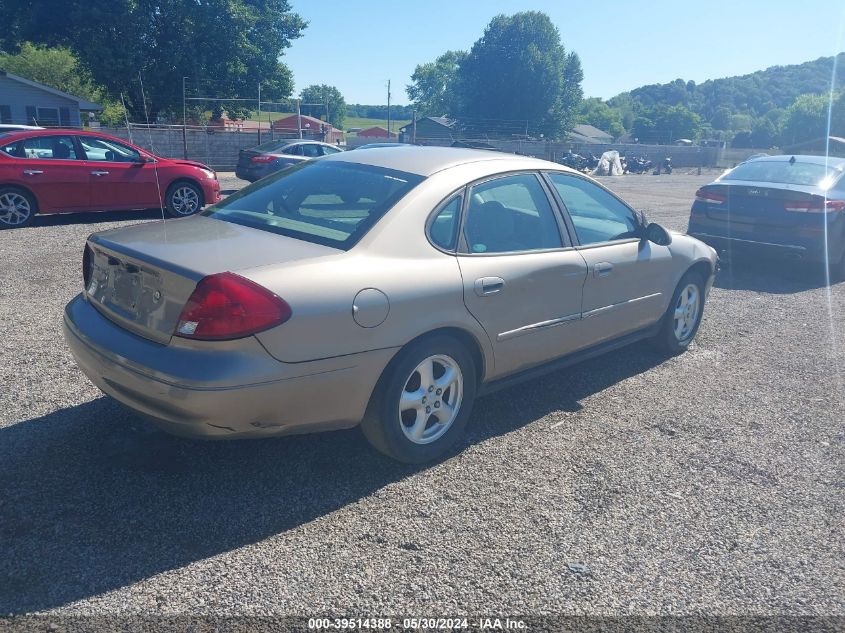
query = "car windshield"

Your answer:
(202, 160), (424, 249)
(722, 160), (843, 187)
